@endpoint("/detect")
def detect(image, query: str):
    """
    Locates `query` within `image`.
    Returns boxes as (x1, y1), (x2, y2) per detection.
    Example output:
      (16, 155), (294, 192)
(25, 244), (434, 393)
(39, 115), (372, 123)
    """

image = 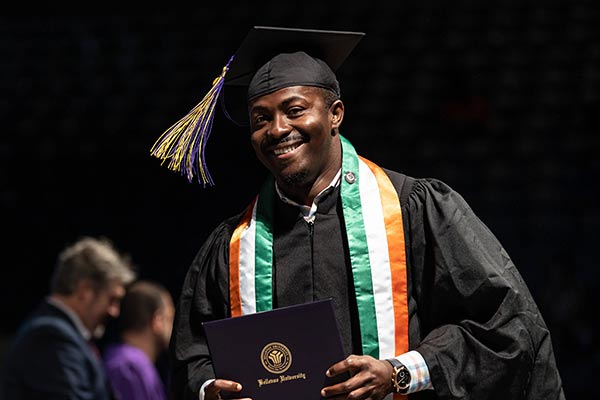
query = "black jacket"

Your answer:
(1, 300), (112, 400)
